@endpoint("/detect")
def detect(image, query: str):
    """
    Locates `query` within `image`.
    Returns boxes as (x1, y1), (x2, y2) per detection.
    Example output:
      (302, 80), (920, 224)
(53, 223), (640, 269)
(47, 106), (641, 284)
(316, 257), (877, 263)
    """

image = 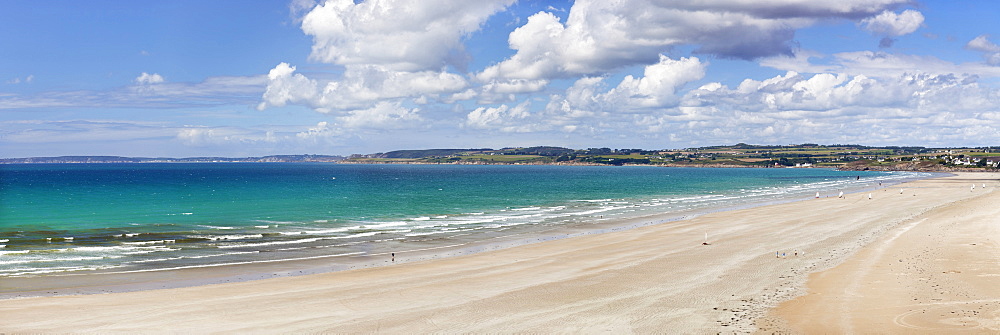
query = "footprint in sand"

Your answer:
(893, 301), (1000, 331)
